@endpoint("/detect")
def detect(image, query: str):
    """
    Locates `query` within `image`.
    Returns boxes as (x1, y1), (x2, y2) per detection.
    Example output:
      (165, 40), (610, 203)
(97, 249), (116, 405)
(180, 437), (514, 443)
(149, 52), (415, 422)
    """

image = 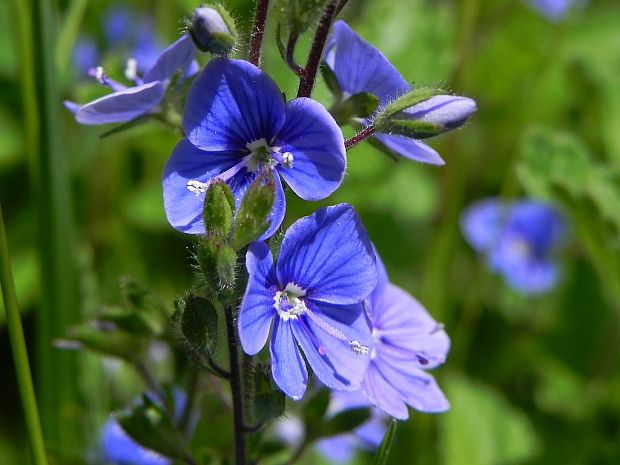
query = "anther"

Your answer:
(187, 180), (210, 194)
